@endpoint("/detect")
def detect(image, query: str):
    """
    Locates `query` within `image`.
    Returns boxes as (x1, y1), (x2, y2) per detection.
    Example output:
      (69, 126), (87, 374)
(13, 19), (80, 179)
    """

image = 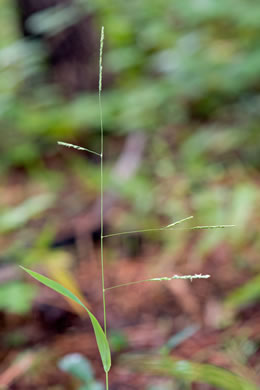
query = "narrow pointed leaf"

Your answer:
(20, 266), (111, 372)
